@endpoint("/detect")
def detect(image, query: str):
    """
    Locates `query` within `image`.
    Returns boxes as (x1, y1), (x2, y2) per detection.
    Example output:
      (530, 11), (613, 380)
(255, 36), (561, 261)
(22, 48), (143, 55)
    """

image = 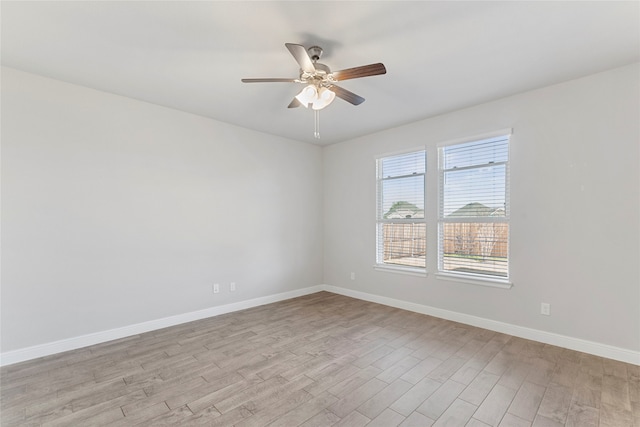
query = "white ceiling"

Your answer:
(2, 1), (639, 145)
